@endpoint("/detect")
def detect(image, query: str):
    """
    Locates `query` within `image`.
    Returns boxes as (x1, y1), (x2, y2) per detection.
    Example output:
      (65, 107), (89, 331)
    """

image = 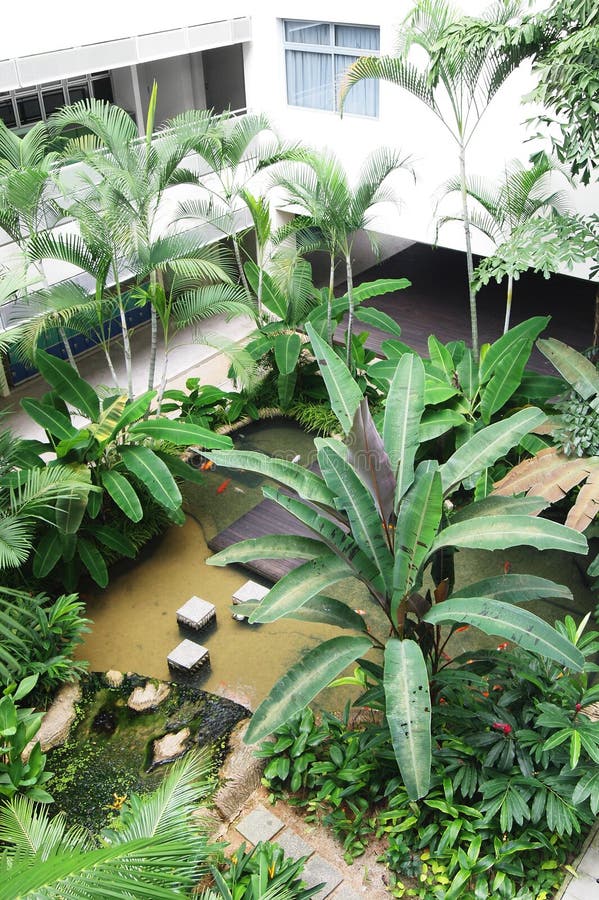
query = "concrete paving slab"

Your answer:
(274, 828), (314, 861)
(301, 854), (343, 899)
(579, 846), (599, 878)
(236, 804), (284, 843)
(564, 872), (599, 900)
